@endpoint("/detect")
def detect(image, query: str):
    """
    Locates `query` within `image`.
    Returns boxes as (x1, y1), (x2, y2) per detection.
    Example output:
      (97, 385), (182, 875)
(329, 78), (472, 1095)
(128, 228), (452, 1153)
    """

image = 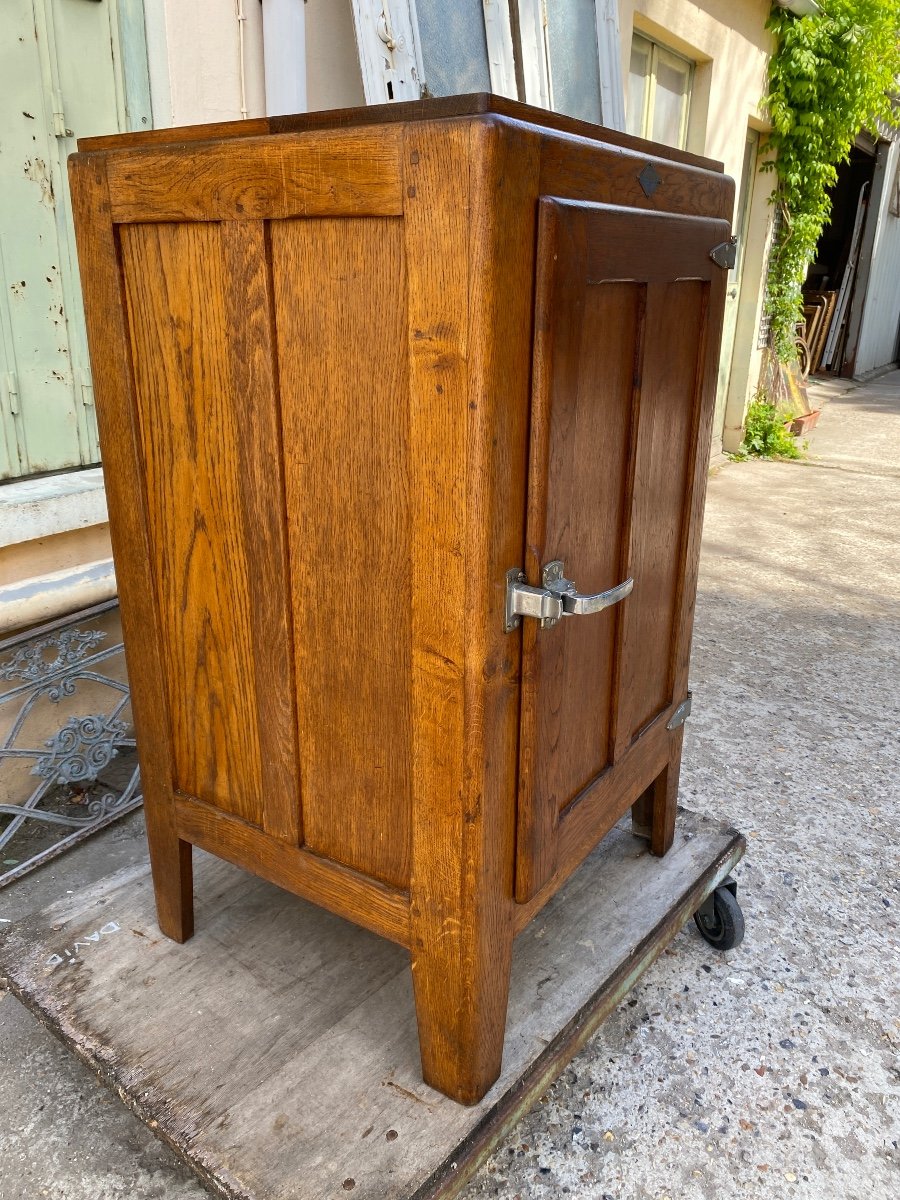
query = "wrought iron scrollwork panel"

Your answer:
(0, 600), (142, 888)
